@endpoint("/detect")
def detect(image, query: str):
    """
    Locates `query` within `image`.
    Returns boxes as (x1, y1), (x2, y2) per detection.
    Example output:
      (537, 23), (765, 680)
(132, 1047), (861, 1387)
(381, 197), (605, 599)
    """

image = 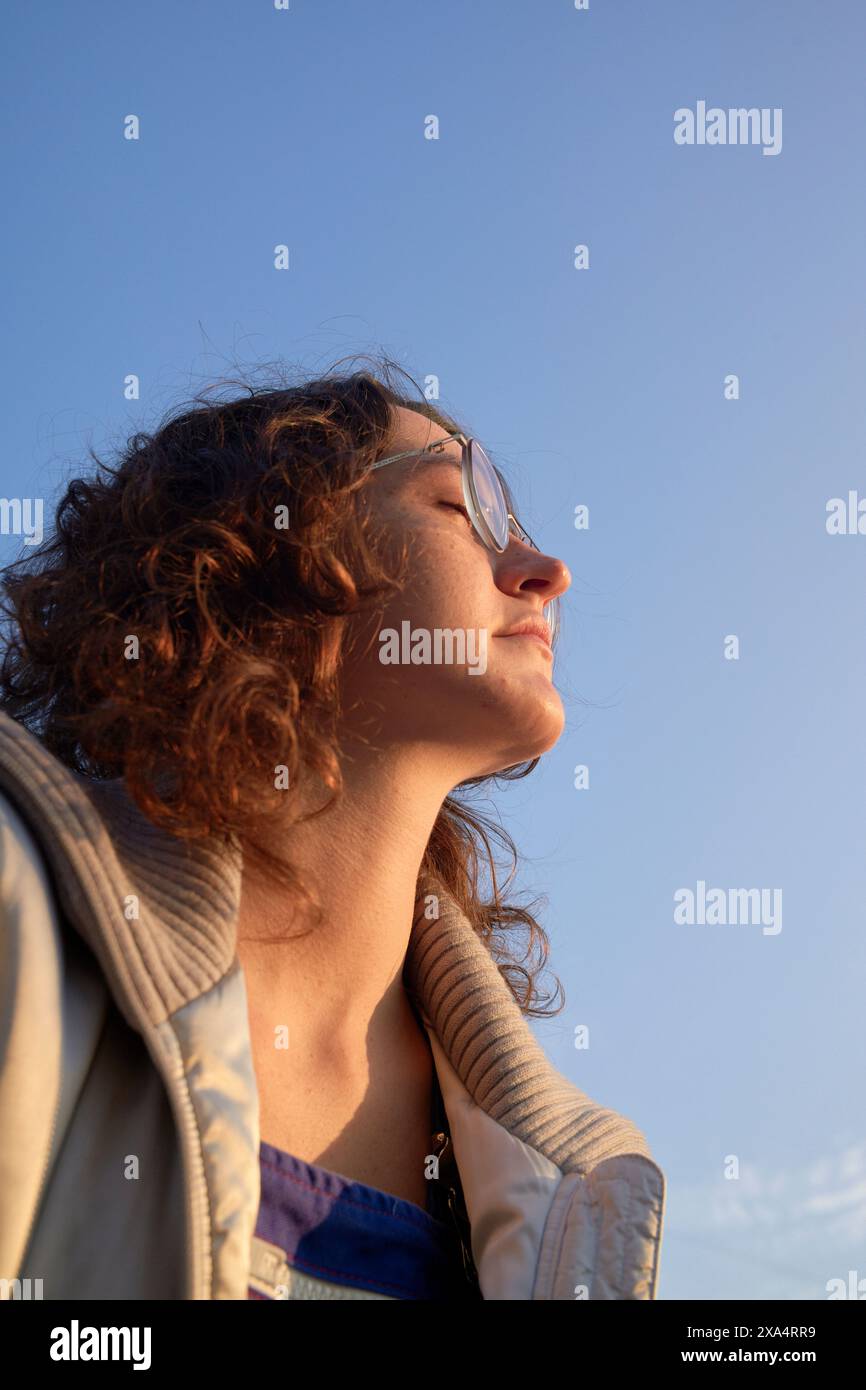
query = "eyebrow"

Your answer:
(429, 451), (462, 468)
(399, 448), (463, 477)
